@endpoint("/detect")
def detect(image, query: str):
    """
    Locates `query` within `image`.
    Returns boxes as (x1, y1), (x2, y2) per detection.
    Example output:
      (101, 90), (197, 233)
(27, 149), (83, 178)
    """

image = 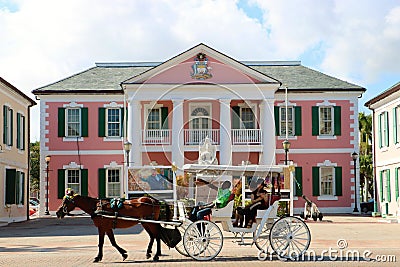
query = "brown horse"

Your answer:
(56, 193), (168, 262)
